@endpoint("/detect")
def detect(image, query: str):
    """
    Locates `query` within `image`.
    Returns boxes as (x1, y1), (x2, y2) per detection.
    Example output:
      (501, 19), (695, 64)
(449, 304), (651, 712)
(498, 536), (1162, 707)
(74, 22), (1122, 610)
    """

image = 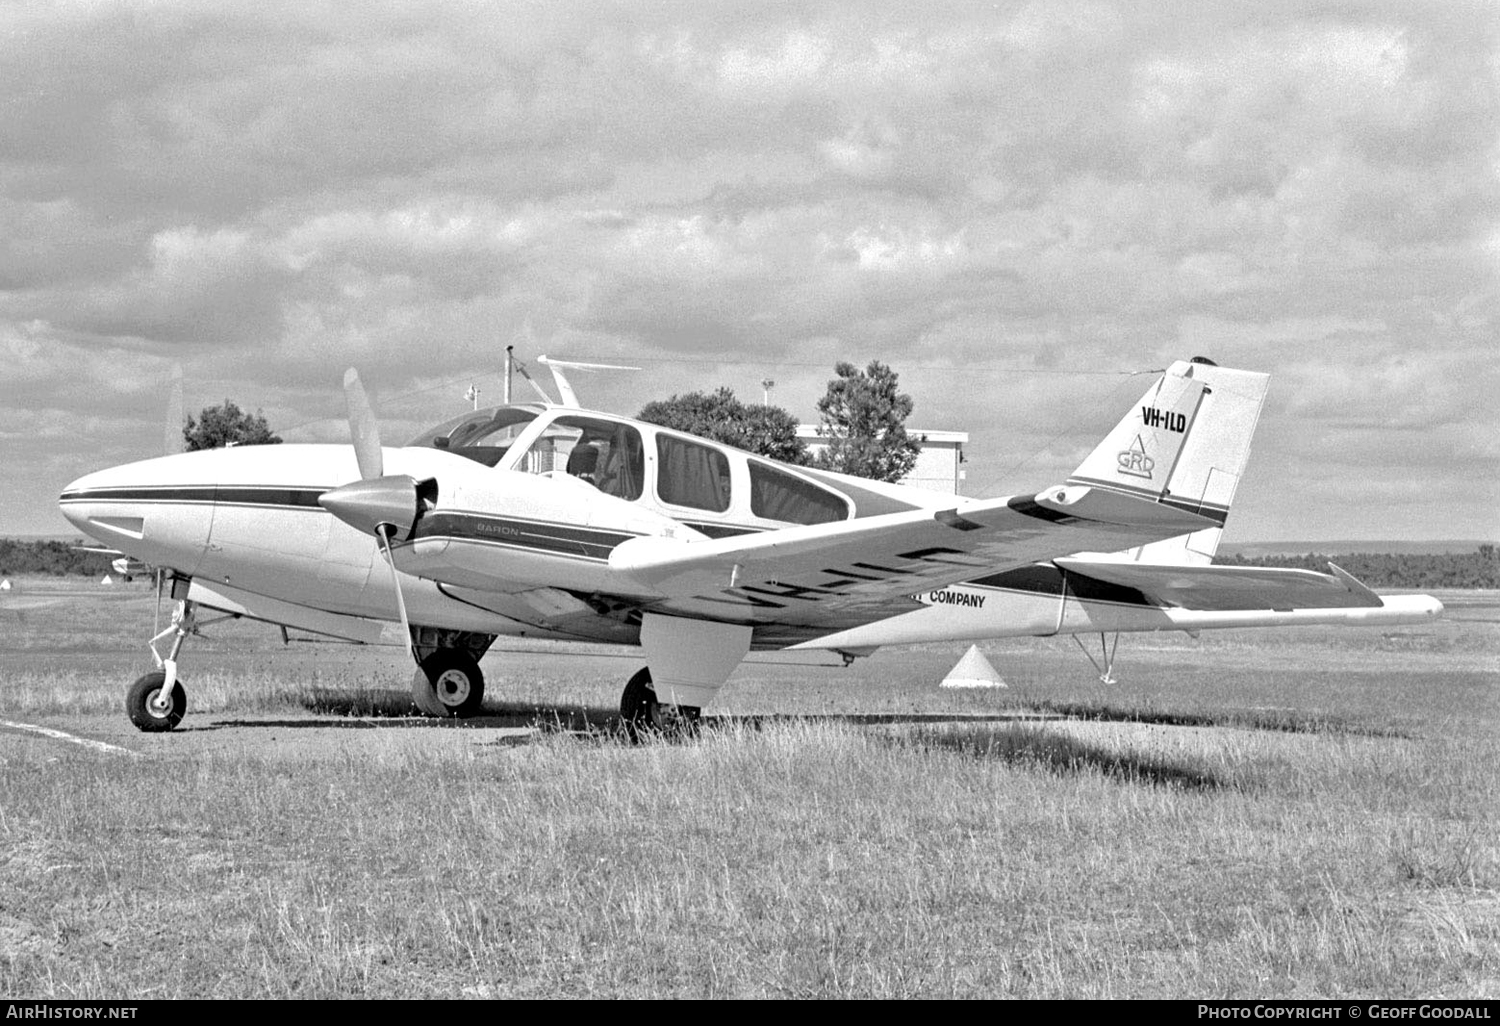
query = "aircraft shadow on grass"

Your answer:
(199, 690), (614, 733)
(187, 687), (1405, 784)
(893, 724), (1229, 792)
(196, 684), (1400, 736)
(177, 704), (1234, 790)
